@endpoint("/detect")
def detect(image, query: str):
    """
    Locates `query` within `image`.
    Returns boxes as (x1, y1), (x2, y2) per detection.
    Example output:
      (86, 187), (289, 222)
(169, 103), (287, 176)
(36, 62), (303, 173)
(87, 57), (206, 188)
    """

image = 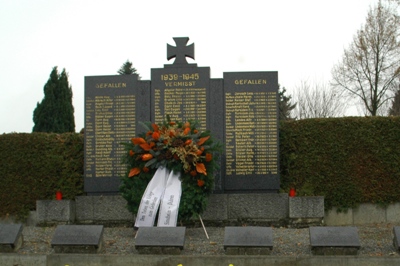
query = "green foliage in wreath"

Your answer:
(119, 116), (222, 223)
